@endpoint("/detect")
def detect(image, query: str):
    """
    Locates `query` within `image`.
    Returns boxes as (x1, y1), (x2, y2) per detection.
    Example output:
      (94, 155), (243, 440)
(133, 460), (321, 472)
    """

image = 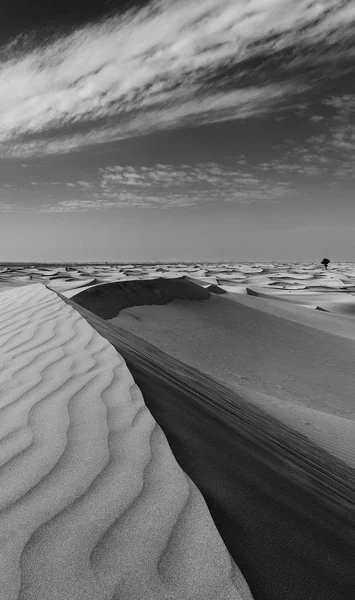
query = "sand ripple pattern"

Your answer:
(0, 284), (252, 600)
